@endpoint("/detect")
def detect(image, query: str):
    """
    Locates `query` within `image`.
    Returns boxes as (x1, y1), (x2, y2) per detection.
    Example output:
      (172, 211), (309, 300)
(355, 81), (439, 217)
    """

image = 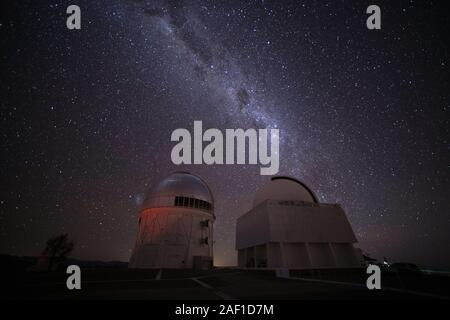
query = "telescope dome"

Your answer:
(142, 172), (214, 211)
(253, 176), (318, 207)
